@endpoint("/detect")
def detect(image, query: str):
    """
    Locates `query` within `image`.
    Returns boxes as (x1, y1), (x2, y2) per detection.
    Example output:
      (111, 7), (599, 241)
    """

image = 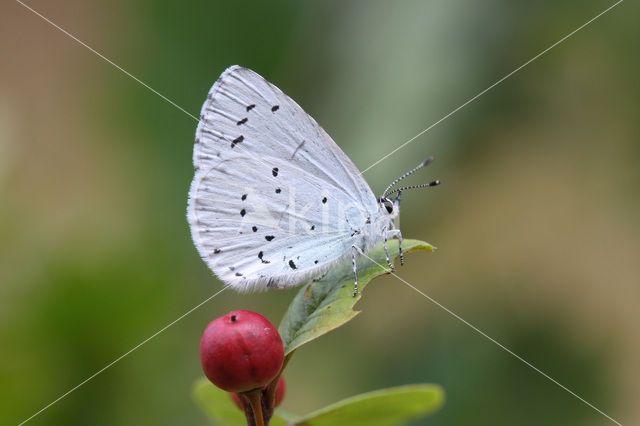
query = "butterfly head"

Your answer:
(378, 196), (400, 219)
